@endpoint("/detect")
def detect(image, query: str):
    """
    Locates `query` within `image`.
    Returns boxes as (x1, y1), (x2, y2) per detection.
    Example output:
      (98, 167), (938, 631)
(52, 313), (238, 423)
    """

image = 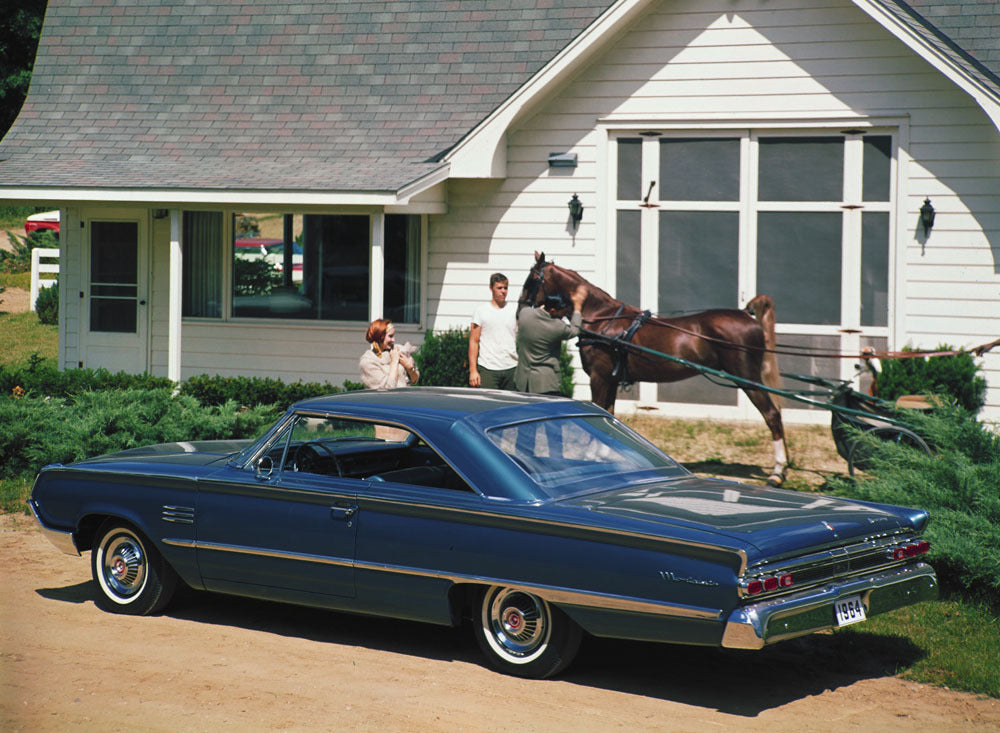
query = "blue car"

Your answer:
(28, 387), (937, 678)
